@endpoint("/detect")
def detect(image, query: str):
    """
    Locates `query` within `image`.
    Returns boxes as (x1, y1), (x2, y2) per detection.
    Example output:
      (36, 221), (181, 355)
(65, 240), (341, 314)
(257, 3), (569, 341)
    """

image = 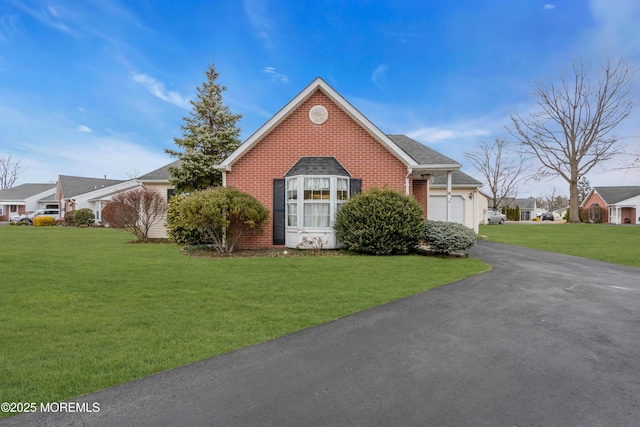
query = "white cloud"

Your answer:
(132, 73), (190, 109)
(262, 67), (288, 83)
(77, 125), (92, 133)
(0, 14), (19, 42)
(407, 126), (491, 143)
(8, 0), (77, 36)
(371, 64), (389, 93)
(17, 135), (171, 185)
(585, 0), (640, 60)
(543, 4), (556, 10)
(243, 0), (275, 49)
